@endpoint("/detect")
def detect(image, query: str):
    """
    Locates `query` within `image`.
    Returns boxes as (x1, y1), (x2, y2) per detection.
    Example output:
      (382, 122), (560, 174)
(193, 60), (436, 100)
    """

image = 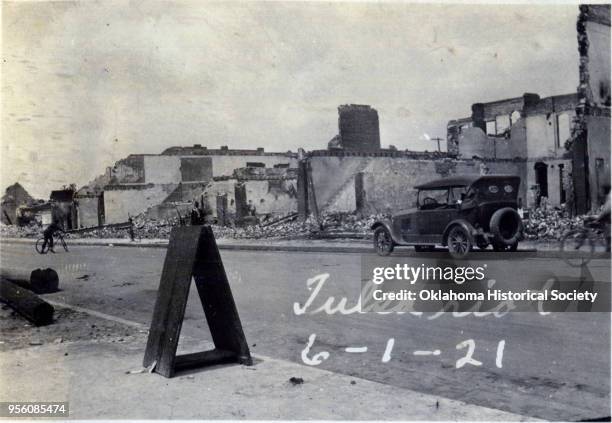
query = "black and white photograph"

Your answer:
(0, 1), (610, 421)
